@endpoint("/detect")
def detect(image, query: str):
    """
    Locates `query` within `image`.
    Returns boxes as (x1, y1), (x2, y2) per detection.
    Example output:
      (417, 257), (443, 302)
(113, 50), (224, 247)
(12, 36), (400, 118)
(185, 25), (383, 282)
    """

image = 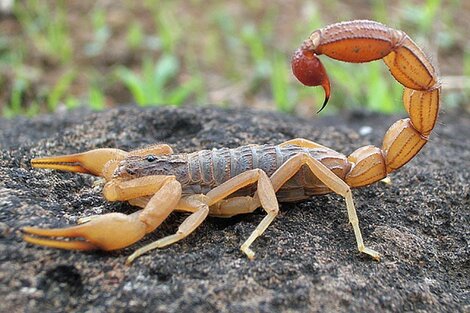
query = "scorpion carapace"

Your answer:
(23, 20), (440, 264)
